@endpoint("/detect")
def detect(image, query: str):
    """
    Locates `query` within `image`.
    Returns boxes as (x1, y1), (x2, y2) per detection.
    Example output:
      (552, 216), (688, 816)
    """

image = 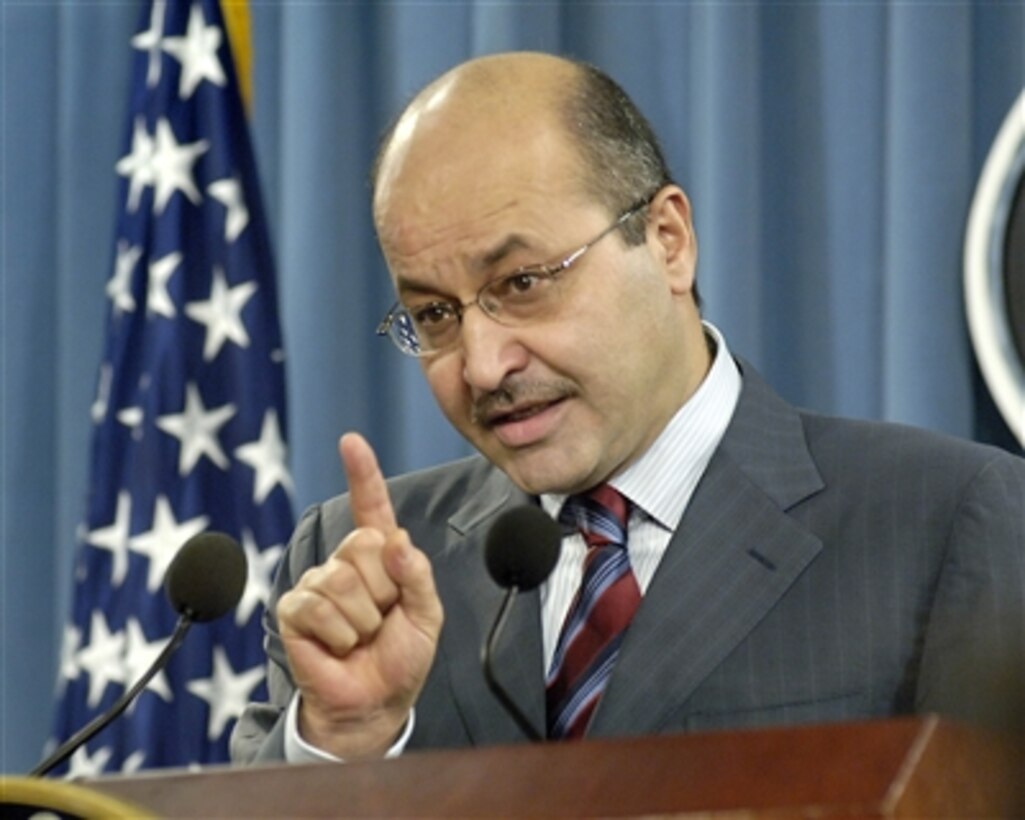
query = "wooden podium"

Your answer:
(86, 716), (1022, 818)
